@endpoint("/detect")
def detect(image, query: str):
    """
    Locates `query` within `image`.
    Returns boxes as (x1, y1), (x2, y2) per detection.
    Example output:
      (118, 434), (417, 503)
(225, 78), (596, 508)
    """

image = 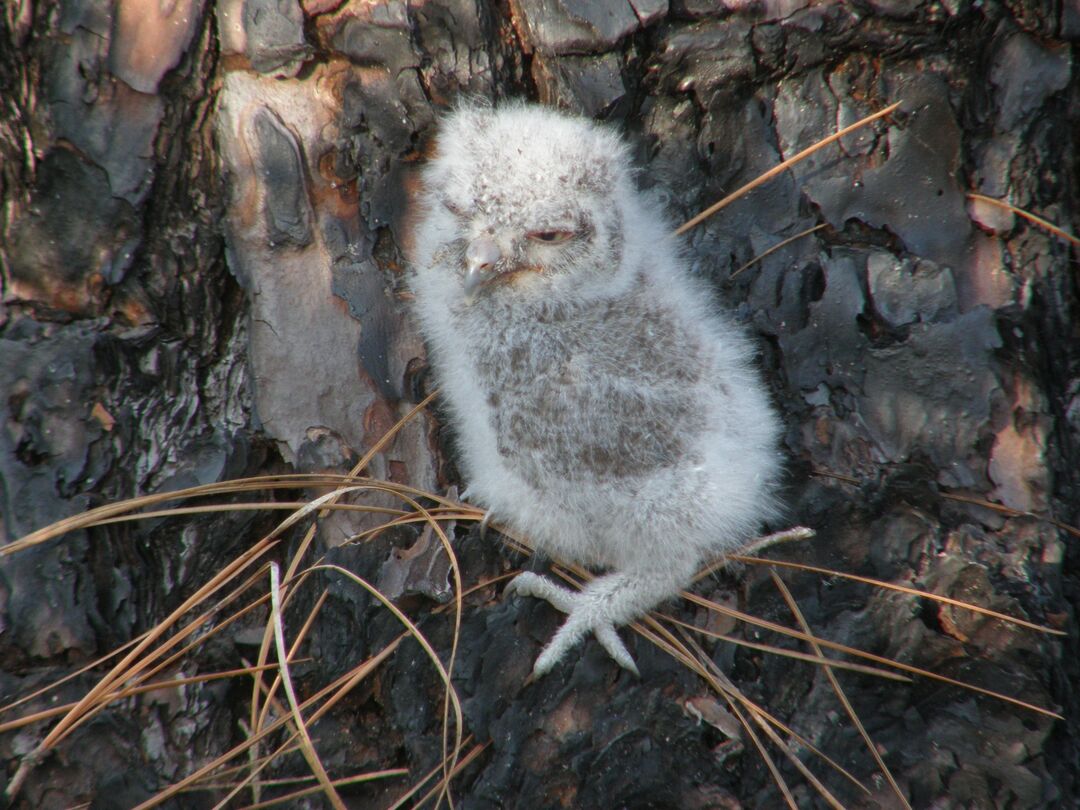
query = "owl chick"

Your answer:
(408, 102), (782, 678)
